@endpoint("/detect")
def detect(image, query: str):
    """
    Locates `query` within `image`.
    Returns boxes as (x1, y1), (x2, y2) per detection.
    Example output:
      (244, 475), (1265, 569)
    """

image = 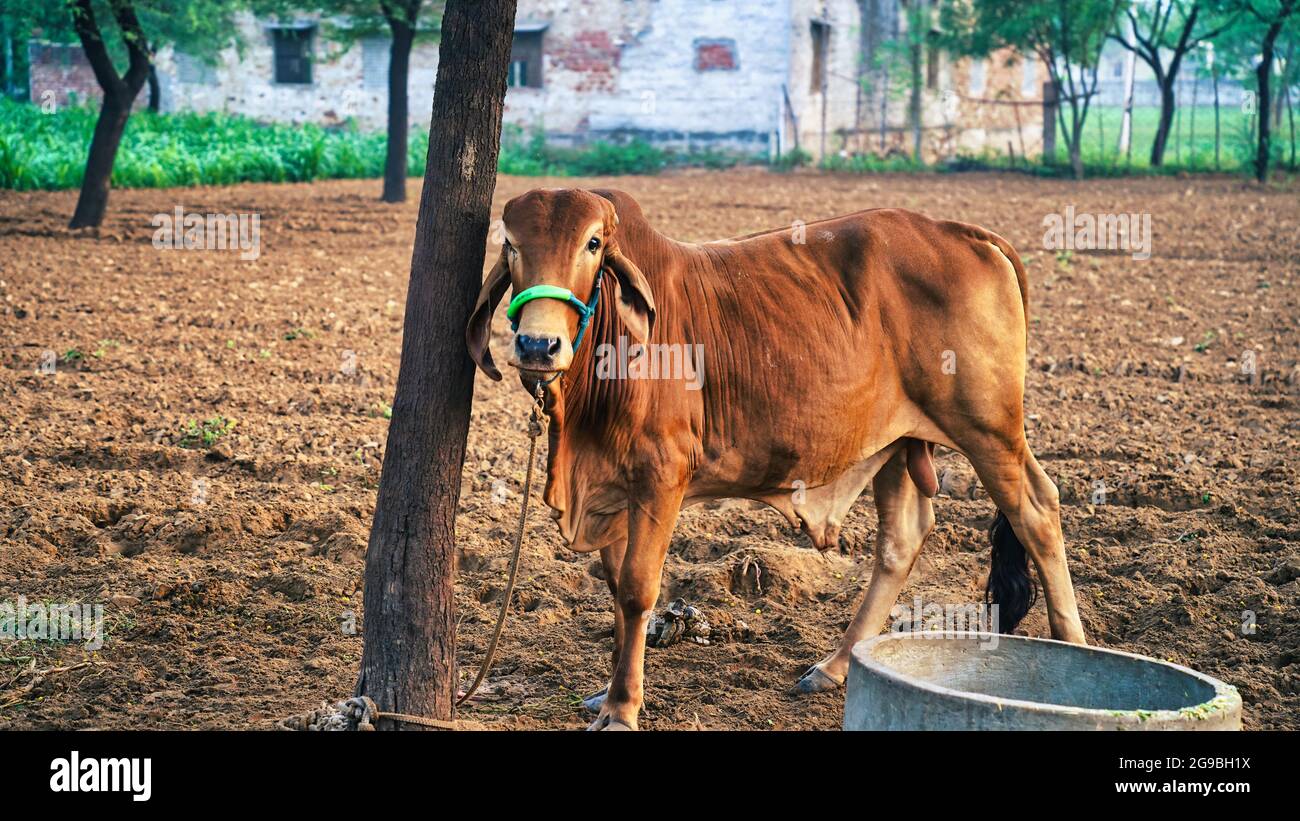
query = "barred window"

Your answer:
(272, 27), (313, 85)
(509, 30), (543, 88)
